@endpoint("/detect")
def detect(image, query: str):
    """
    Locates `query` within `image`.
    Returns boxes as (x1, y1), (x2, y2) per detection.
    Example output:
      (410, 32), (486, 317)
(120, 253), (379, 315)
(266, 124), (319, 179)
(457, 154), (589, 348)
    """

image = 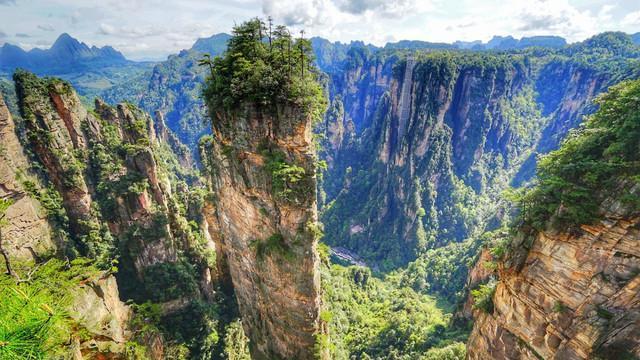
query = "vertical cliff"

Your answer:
(0, 88), (134, 357)
(199, 19), (326, 359)
(321, 52), (539, 268)
(318, 33), (640, 274)
(4, 71), (218, 358)
(467, 215), (640, 359)
(0, 93), (55, 260)
(467, 79), (640, 359)
(202, 103), (321, 359)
